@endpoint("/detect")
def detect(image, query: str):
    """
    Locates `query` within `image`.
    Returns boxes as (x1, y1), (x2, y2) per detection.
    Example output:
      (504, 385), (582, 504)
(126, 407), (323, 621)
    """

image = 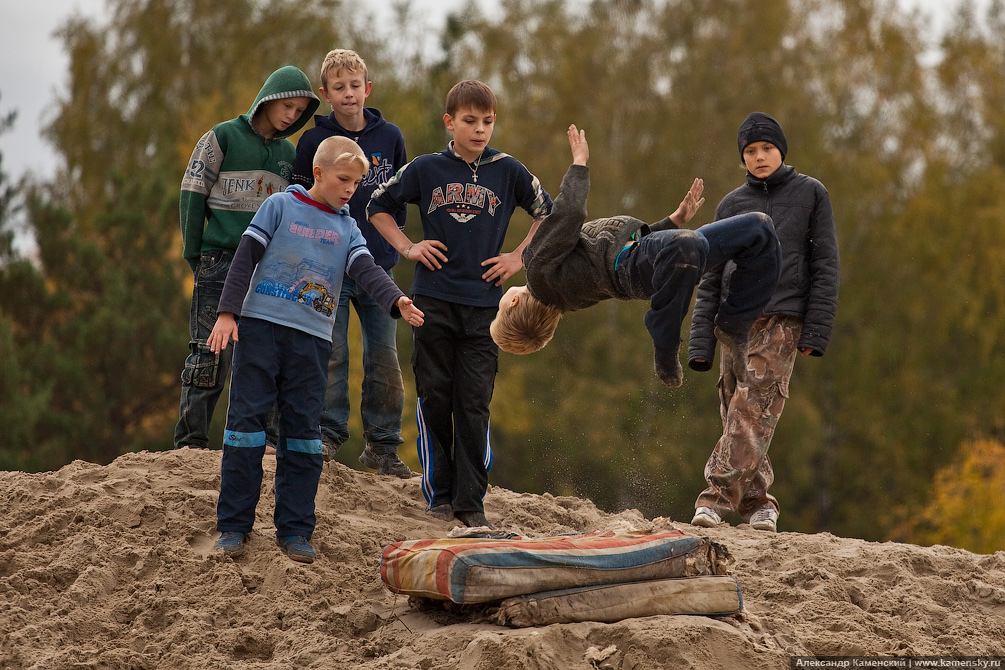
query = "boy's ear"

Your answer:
(363, 81), (373, 98)
(312, 164), (323, 181)
(442, 113), (454, 131)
